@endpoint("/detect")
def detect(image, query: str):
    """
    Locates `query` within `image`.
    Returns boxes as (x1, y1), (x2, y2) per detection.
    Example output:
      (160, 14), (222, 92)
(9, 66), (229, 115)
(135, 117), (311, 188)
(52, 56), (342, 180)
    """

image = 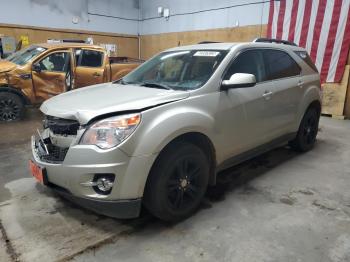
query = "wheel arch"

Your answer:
(148, 131), (217, 186)
(0, 86), (30, 105)
(306, 100), (321, 115)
